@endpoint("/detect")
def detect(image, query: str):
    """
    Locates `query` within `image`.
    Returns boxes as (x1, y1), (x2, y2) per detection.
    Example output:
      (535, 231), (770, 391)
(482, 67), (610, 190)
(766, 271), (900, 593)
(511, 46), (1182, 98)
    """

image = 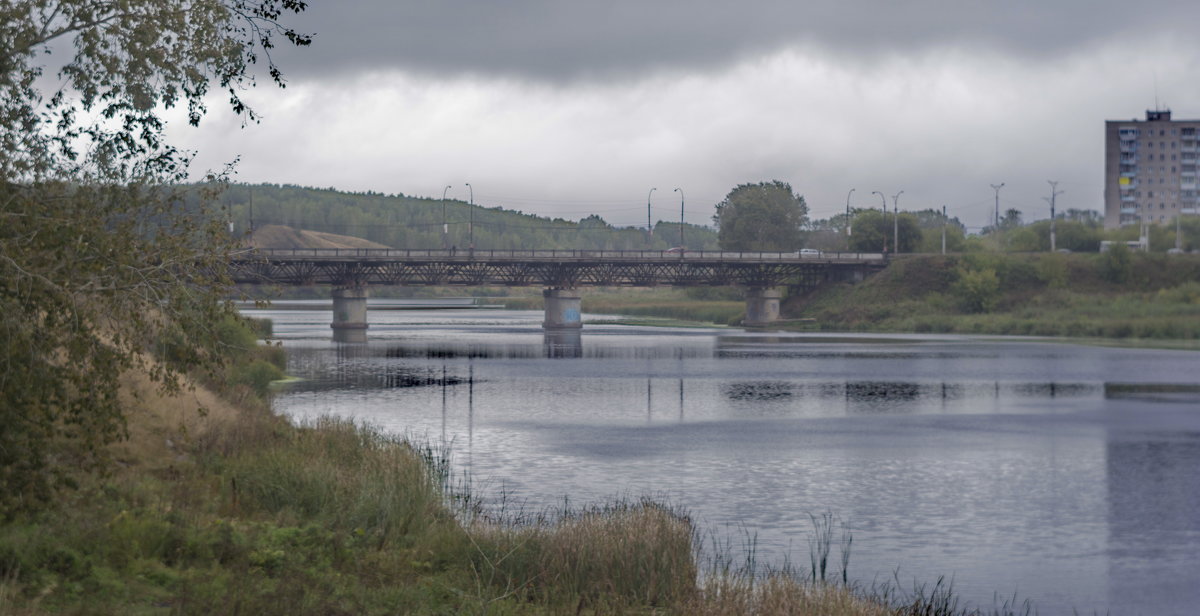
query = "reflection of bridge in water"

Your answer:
(229, 248), (887, 340)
